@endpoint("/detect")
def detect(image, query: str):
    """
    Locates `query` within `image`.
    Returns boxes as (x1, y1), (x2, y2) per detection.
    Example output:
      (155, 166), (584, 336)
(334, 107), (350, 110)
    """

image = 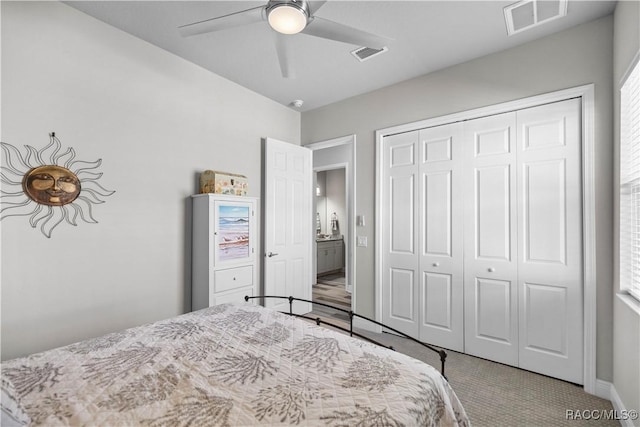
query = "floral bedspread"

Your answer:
(1, 303), (470, 426)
